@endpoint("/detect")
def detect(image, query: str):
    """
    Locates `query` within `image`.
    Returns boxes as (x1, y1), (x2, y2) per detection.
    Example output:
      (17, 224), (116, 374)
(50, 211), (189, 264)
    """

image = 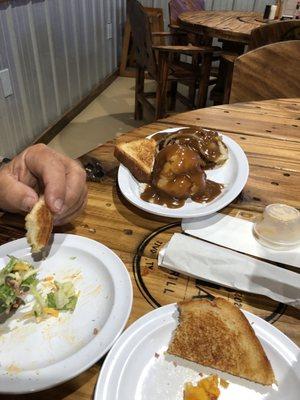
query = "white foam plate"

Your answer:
(95, 304), (300, 400)
(118, 127), (249, 219)
(0, 234), (132, 394)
